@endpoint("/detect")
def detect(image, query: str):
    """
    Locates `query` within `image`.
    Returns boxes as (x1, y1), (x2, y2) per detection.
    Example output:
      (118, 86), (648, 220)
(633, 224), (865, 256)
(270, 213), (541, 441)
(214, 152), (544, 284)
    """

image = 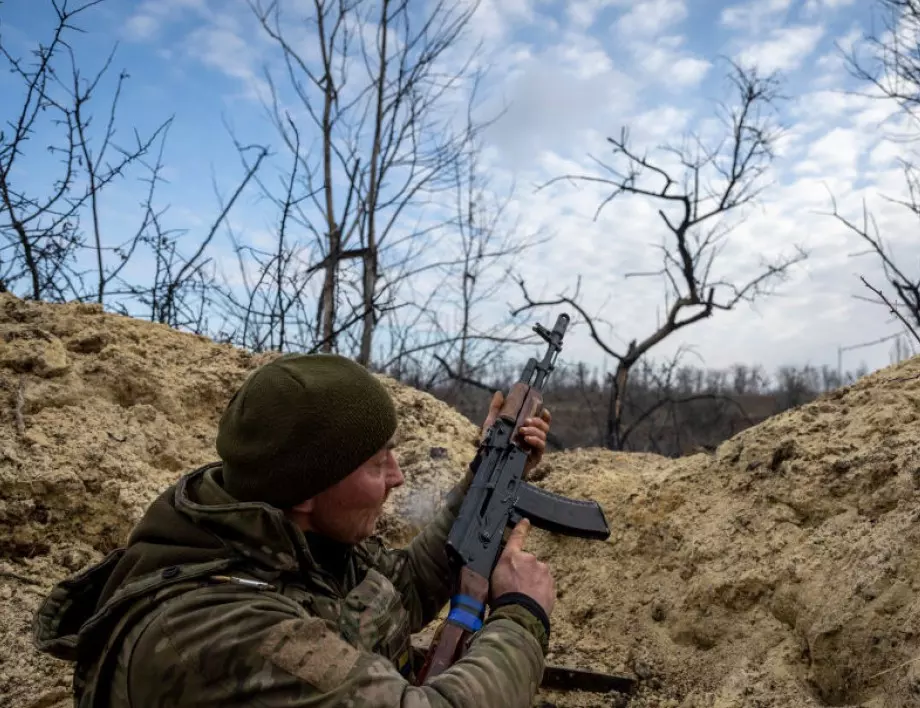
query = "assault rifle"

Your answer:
(417, 313), (611, 684)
